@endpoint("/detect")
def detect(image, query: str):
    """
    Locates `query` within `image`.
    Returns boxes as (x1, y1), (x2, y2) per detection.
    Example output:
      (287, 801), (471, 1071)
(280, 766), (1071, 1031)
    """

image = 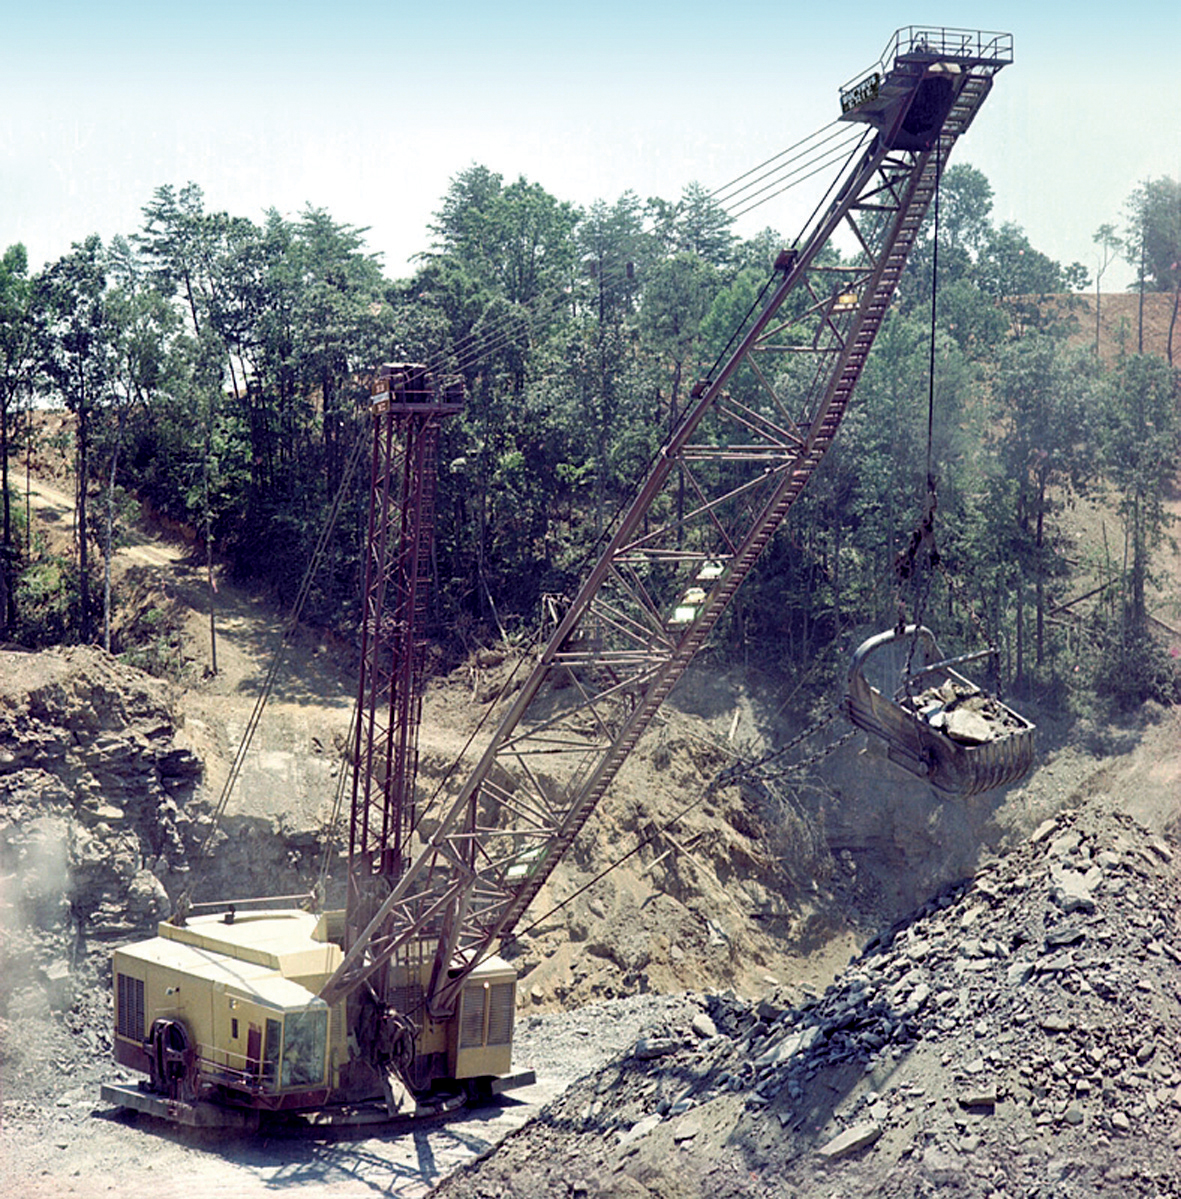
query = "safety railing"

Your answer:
(840, 26), (1013, 112)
